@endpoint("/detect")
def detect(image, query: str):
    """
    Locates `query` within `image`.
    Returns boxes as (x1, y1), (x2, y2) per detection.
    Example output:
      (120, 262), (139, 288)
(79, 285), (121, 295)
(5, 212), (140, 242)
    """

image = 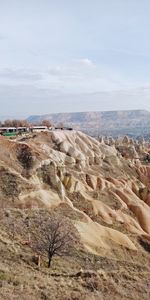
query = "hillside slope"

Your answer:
(0, 131), (150, 299)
